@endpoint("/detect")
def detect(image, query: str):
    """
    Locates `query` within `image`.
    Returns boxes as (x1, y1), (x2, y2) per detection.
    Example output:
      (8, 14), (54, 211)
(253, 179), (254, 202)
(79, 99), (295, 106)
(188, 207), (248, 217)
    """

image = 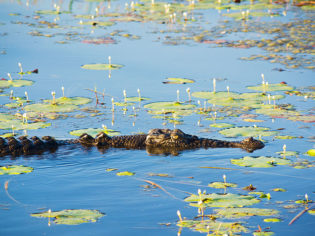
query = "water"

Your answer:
(0, 0), (314, 235)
